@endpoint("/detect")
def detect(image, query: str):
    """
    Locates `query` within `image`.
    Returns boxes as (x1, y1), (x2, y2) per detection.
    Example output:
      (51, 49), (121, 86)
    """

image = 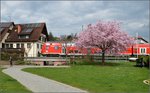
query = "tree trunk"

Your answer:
(102, 50), (105, 65)
(131, 45), (134, 57)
